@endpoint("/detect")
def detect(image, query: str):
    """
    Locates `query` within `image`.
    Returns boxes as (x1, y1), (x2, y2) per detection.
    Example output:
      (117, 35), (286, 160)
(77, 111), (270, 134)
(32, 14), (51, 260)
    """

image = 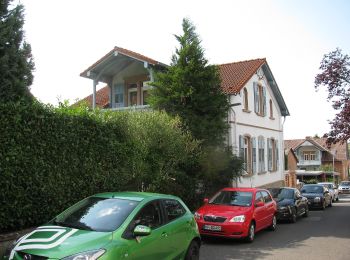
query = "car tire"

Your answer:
(303, 206), (309, 218)
(185, 240), (200, 260)
(290, 208), (297, 223)
(269, 215), (277, 231)
(245, 222), (255, 243)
